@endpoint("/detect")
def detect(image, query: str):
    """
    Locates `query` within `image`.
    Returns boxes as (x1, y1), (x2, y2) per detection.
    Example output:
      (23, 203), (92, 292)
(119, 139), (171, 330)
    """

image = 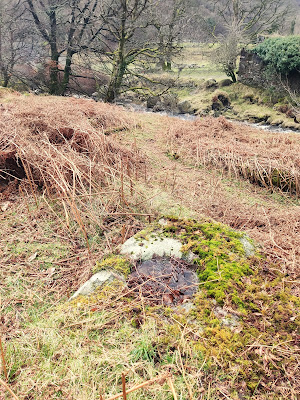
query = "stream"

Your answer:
(119, 101), (299, 134)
